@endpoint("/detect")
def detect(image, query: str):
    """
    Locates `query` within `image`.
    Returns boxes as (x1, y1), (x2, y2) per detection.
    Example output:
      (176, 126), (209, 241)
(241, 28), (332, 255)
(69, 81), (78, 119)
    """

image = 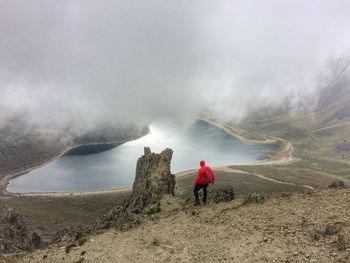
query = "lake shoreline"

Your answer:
(199, 118), (297, 164)
(2, 118), (295, 197)
(198, 118), (280, 144)
(1, 139), (140, 197)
